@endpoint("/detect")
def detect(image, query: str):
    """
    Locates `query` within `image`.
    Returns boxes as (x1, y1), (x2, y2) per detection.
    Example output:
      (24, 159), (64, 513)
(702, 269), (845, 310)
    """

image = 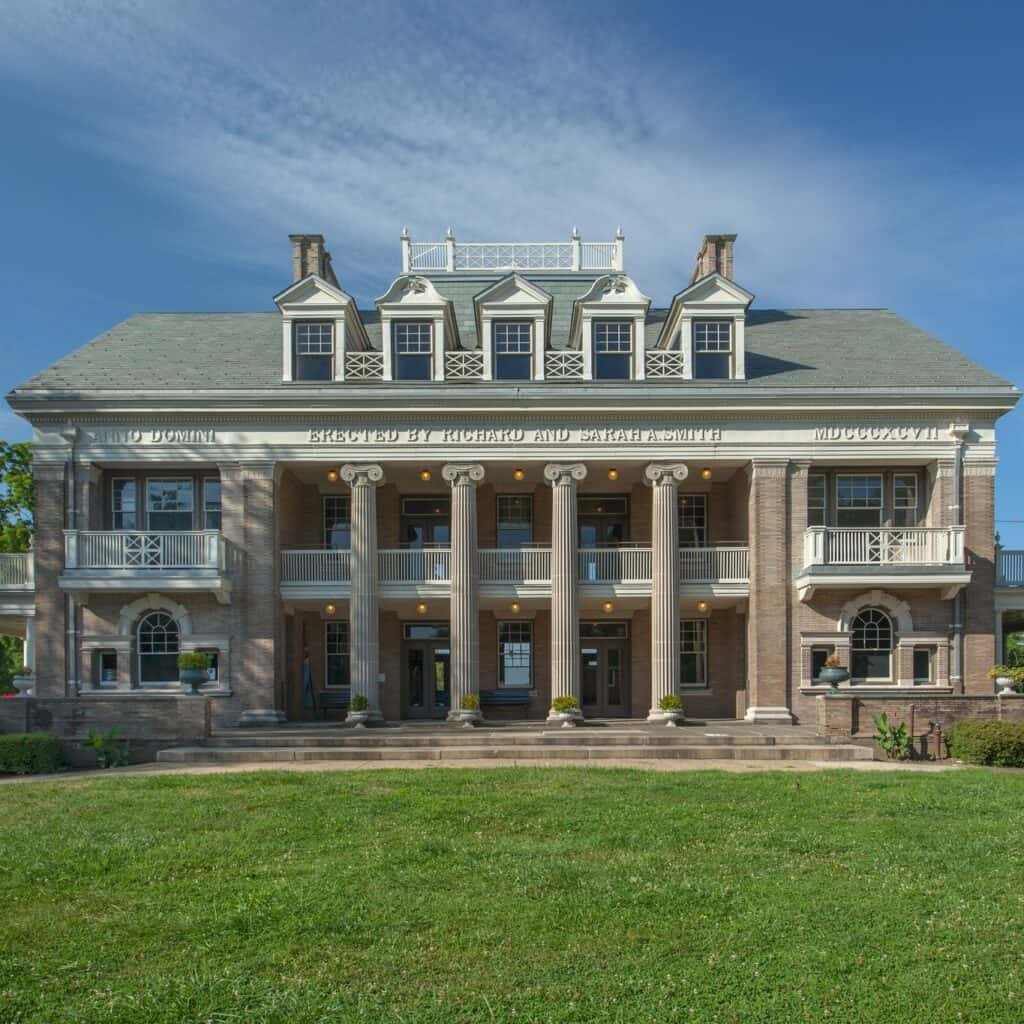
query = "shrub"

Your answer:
(0, 733), (65, 775)
(873, 712), (914, 761)
(461, 694), (481, 711)
(946, 720), (1024, 767)
(349, 693), (369, 712)
(177, 652), (211, 671)
(551, 695), (579, 713)
(658, 694), (684, 712)
(84, 725), (129, 769)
